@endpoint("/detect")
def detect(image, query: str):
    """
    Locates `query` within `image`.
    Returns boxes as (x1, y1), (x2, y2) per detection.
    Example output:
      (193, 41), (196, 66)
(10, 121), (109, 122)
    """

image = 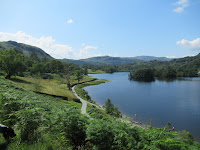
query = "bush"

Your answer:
(60, 107), (88, 148)
(16, 108), (43, 143)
